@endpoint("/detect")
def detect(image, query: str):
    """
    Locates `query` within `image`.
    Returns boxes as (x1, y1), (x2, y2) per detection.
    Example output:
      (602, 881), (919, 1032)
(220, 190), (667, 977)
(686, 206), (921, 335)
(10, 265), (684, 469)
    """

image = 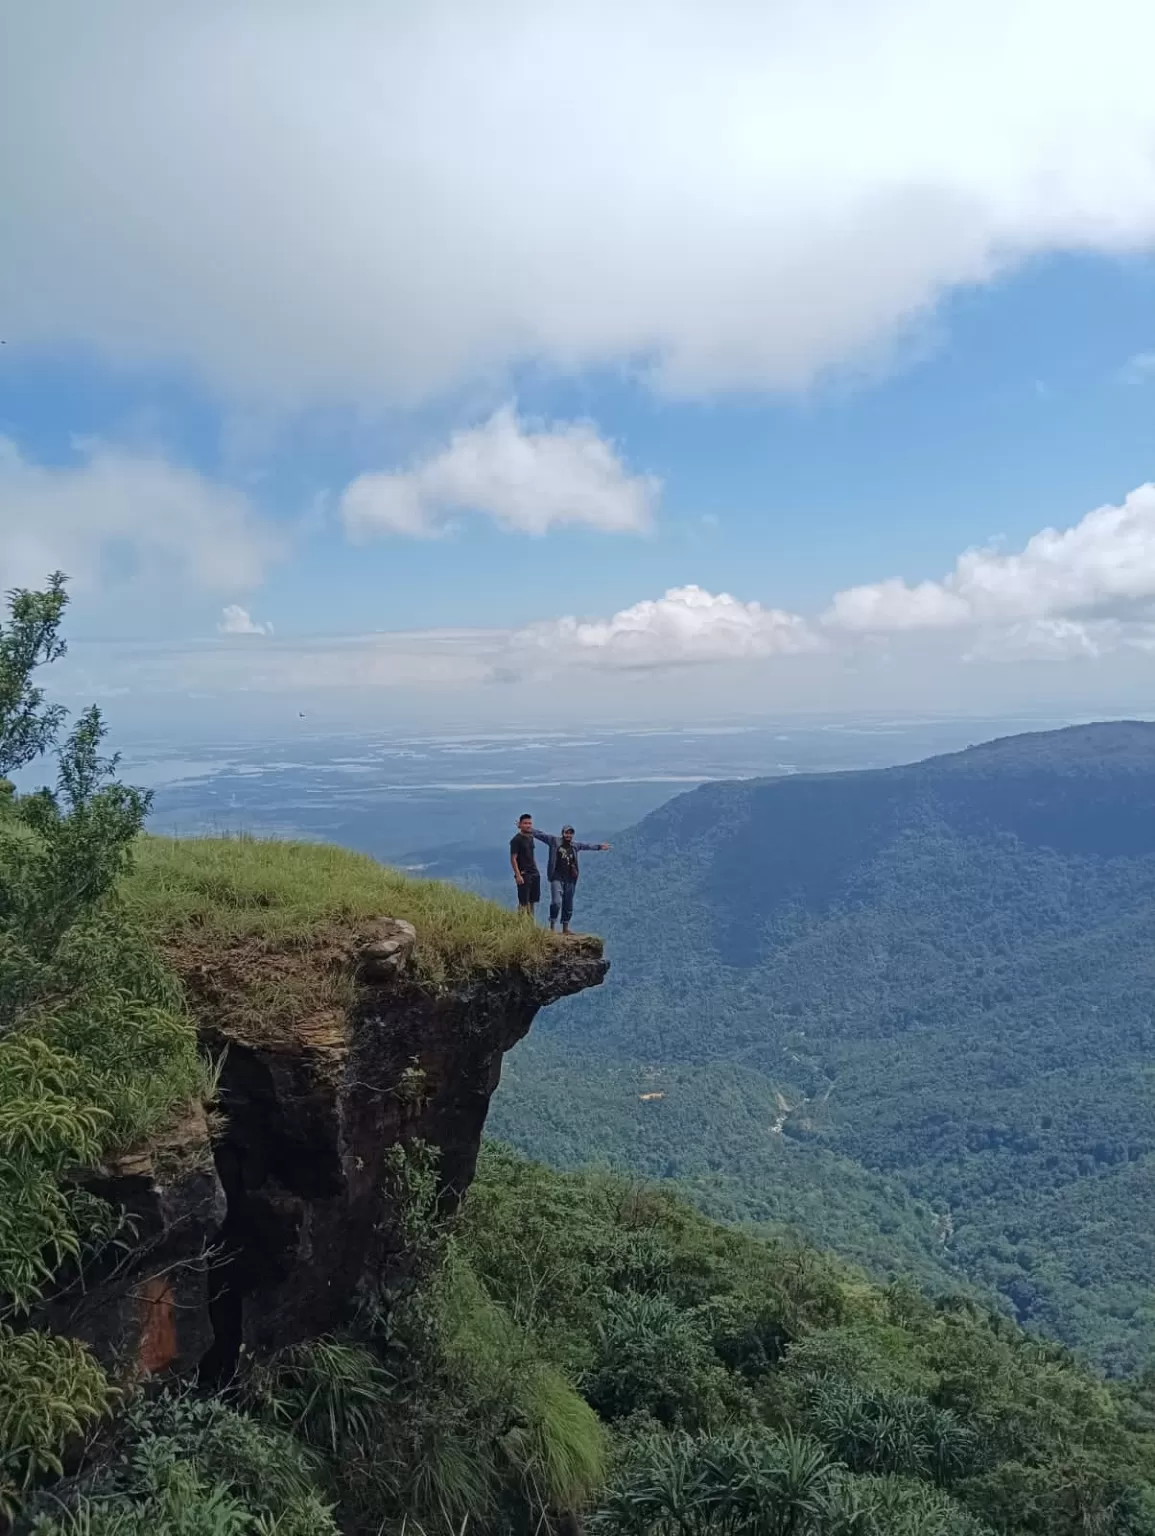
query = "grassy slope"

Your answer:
(8, 833), (558, 1304)
(124, 834), (565, 987)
